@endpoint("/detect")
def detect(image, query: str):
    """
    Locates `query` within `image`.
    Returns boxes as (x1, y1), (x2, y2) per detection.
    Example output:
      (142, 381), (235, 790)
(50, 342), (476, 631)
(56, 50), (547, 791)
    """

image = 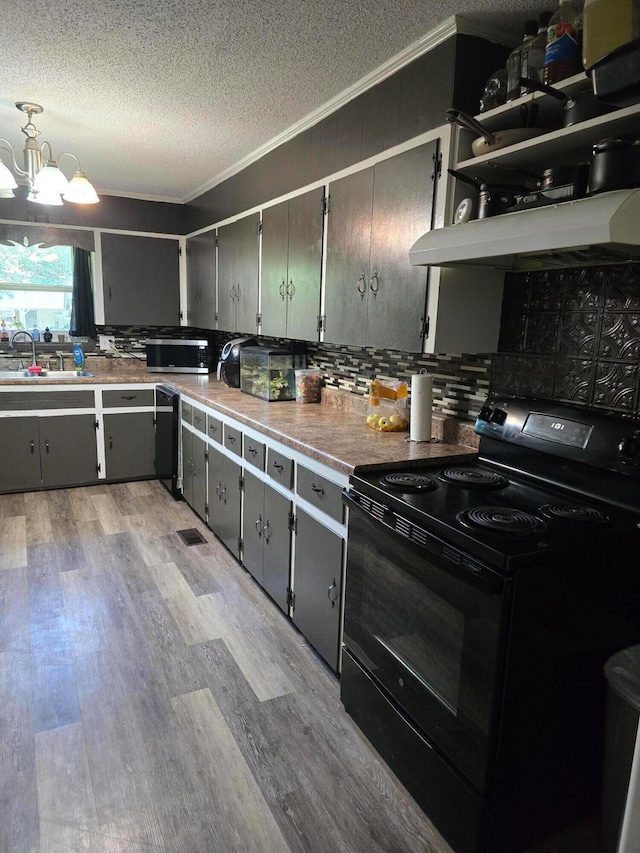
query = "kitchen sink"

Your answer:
(0, 370), (94, 379)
